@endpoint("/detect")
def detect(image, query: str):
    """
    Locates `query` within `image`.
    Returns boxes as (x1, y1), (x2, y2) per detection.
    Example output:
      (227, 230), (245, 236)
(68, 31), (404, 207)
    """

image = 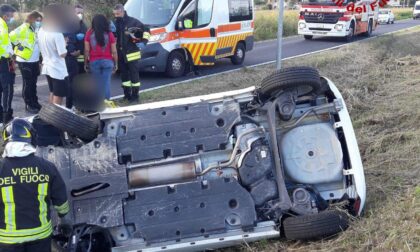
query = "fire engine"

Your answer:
(298, 0), (379, 41)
